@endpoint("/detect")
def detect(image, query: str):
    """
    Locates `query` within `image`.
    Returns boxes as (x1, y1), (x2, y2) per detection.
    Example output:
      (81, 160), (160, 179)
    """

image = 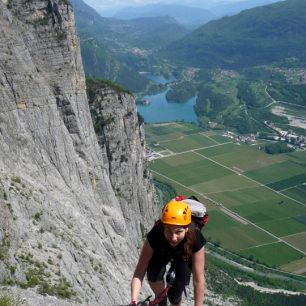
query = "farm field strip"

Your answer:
(192, 151), (306, 208)
(152, 141), (232, 160)
(220, 207), (248, 225)
(199, 132), (220, 144)
(157, 133), (202, 144)
(204, 184), (263, 195)
(282, 185), (306, 204)
(246, 161), (306, 185)
(281, 257), (306, 274)
(280, 185), (302, 192)
(236, 240), (283, 252)
(151, 169), (306, 256)
(280, 182), (306, 192)
(237, 242), (305, 267)
(157, 134), (221, 152)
